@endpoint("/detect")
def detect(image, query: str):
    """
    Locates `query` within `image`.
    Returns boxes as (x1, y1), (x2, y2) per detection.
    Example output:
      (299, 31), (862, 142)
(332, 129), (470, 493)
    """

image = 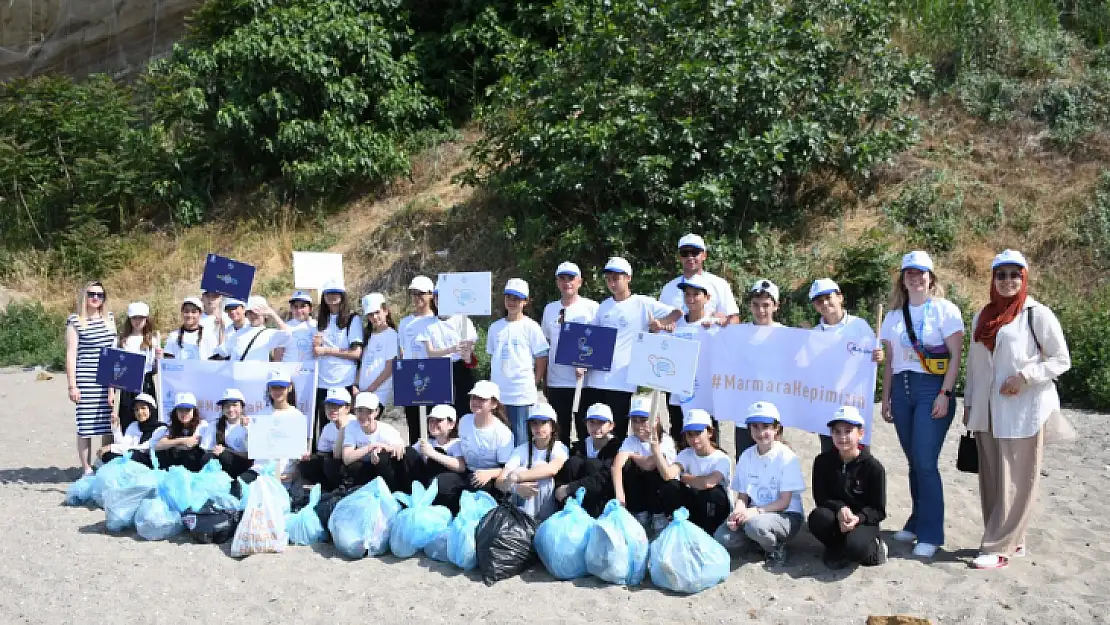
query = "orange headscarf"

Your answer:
(973, 267), (1028, 352)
